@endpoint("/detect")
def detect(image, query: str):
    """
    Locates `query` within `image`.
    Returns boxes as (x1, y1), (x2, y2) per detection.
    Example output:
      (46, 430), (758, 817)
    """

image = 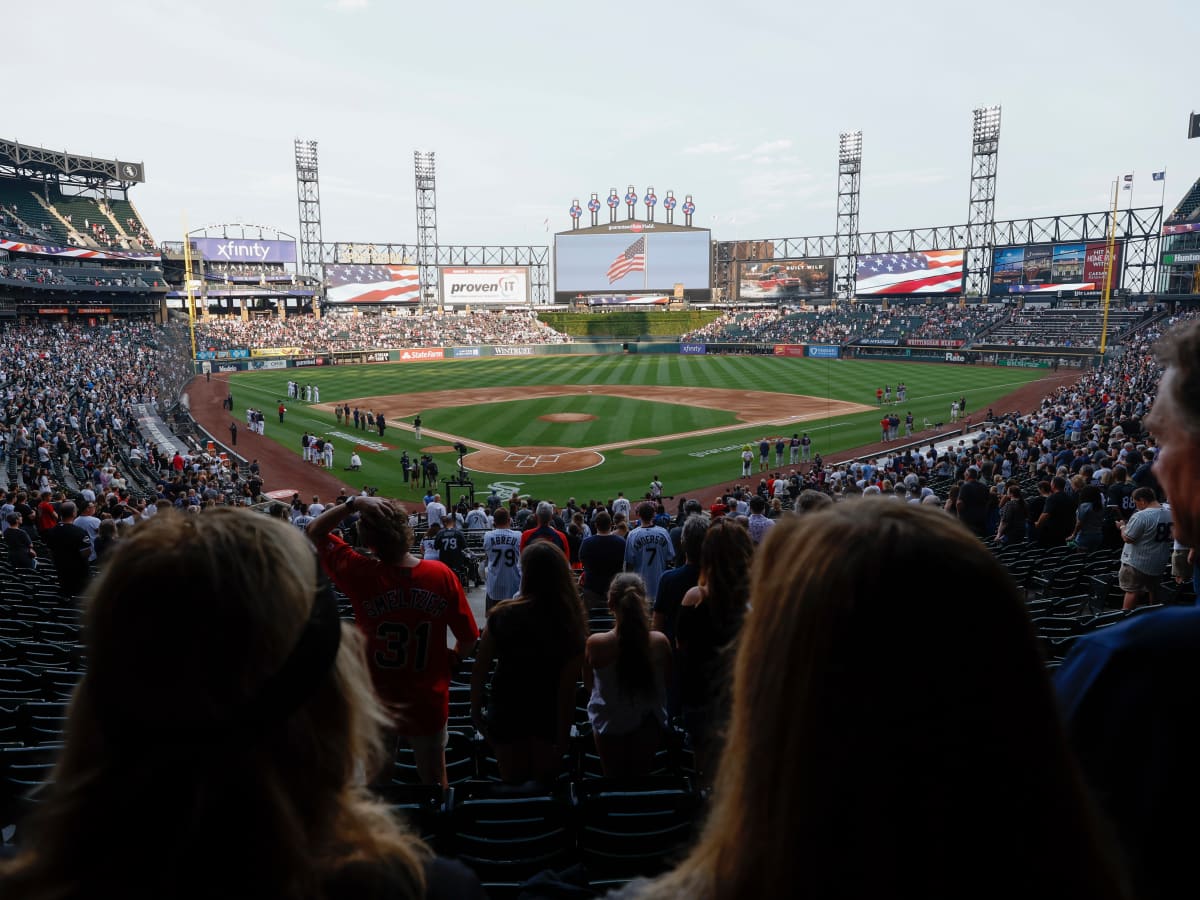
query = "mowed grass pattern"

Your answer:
(428, 395), (737, 449)
(226, 355), (1045, 503)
